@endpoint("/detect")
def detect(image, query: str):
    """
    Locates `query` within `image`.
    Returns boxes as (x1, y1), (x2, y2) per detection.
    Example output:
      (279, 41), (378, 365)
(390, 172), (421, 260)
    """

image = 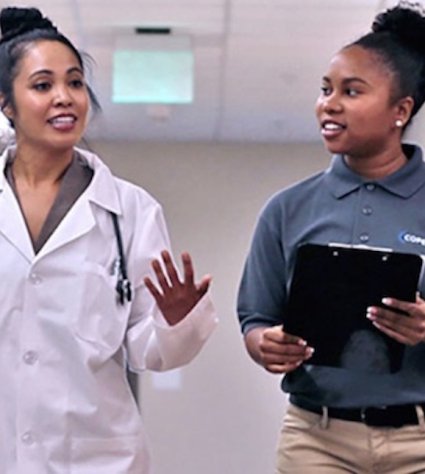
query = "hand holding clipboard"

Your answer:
(284, 243), (423, 373)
